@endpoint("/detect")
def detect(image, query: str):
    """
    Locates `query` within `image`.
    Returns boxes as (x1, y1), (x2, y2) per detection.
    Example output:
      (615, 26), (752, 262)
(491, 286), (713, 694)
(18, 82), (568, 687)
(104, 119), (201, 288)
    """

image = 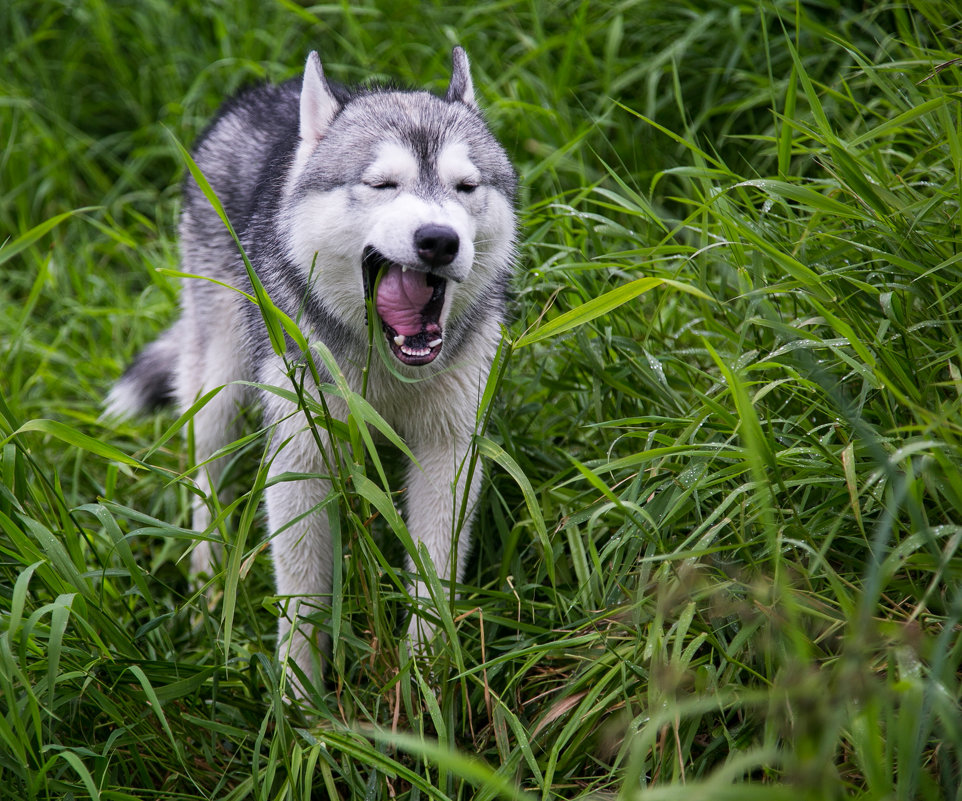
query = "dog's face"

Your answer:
(283, 49), (517, 368)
